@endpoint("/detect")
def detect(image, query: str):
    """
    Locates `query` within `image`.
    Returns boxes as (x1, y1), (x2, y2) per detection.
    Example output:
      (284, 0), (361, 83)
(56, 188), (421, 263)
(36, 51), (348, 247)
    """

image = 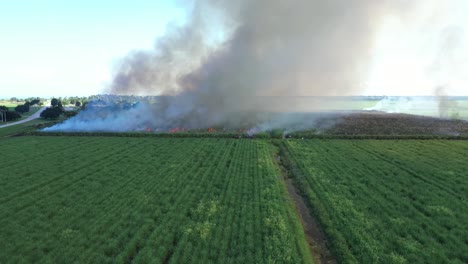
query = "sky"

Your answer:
(0, 0), (467, 98)
(363, 0), (468, 96)
(0, 0), (186, 98)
